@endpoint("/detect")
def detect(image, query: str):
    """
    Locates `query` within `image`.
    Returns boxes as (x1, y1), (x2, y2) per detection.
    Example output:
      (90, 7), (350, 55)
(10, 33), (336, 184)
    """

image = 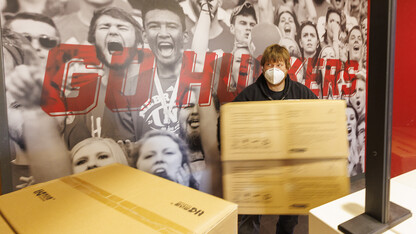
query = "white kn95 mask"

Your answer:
(264, 68), (285, 85)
